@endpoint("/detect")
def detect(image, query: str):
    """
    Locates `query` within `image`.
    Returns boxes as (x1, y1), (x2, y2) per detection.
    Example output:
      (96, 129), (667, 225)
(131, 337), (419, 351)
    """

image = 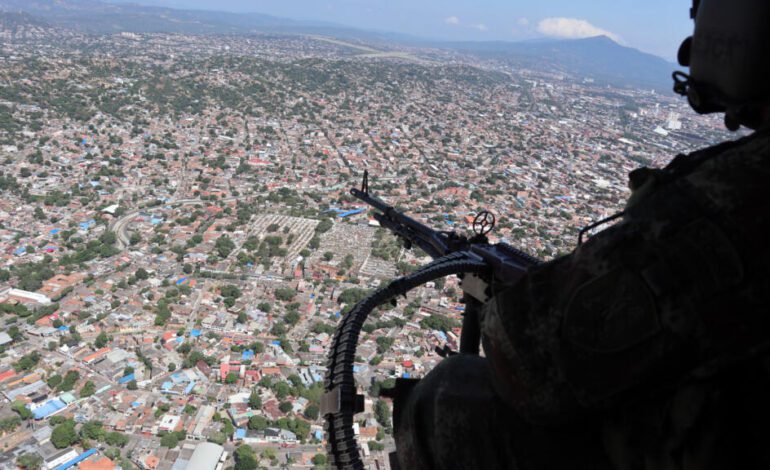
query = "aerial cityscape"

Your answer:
(0, 3), (735, 470)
